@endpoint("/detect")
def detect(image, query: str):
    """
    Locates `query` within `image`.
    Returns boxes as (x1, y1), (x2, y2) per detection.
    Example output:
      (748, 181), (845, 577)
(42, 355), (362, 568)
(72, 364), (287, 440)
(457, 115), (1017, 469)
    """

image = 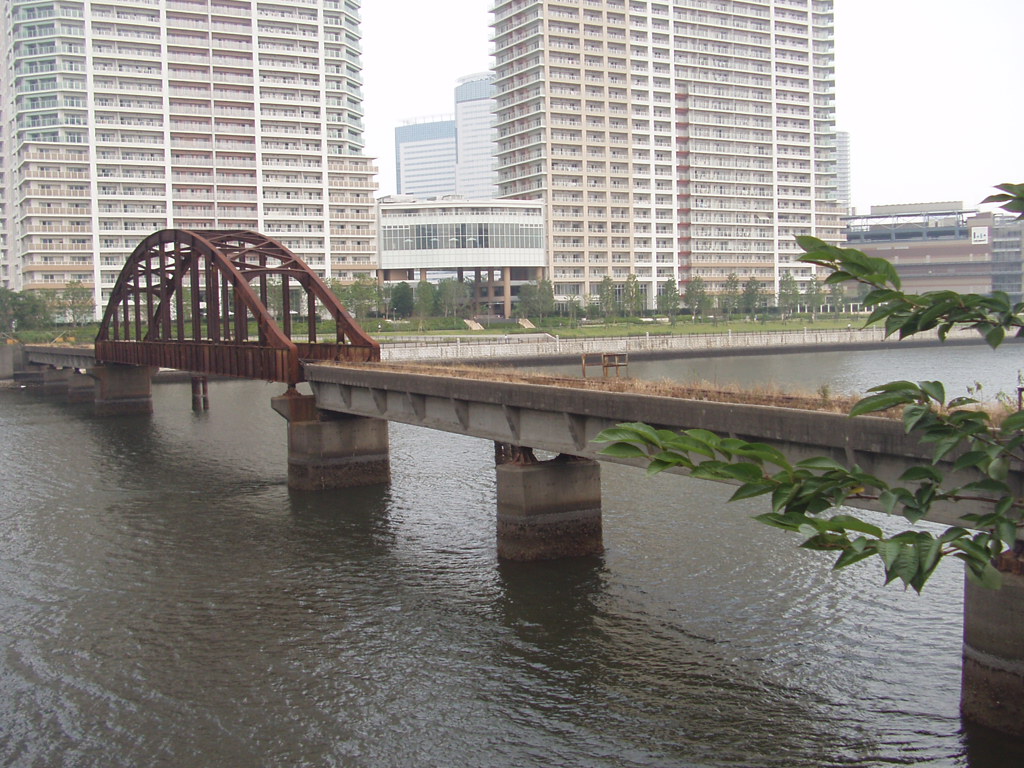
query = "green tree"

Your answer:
(596, 183), (1024, 594)
(777, 272), (800, 319)
(391, 282), (414, 319)
(803, 276), (826, 318)
(331, 273), (377, 319)
(535, 279), (556, 320)
(0, 287), (54, 332)
(598, 276), (617, 320)
(740, 277), (762, 316)
(520, 279), (556, 320)
(656, 278), (680, 323)
(720, 273), (741, 319)
(54, 281), (95, 326)
(517, 282), (538, 319)
(564, 295), (583, 327)
(829, 280), (846, 317)
(437, 278), (471, 318)
(683, 276), (711, 320)
(623, 273), (644, 318)
(414, 280), (437, 320)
